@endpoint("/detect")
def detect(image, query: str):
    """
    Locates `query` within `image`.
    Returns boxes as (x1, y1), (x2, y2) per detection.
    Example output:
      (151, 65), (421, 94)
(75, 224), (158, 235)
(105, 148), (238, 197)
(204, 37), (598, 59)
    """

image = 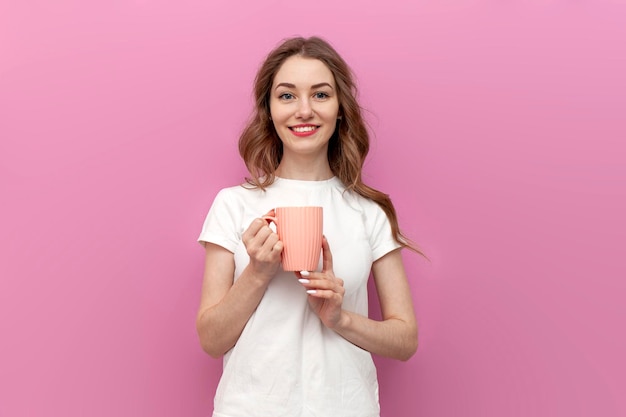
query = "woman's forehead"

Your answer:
(272, 56), (335, 88)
